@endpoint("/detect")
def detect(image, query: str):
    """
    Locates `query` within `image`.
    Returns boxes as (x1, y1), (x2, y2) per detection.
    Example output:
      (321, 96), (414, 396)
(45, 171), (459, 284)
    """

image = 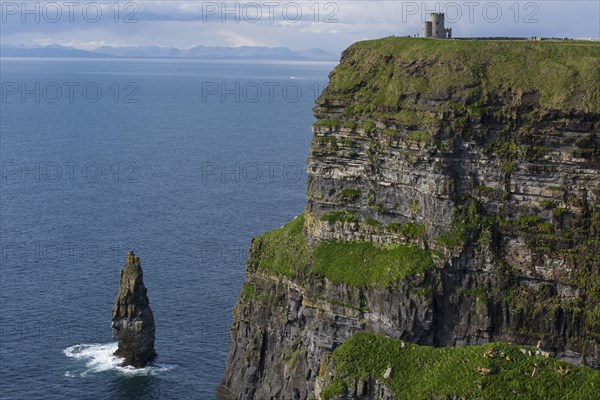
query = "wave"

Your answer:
(64, 343), (175, 377)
